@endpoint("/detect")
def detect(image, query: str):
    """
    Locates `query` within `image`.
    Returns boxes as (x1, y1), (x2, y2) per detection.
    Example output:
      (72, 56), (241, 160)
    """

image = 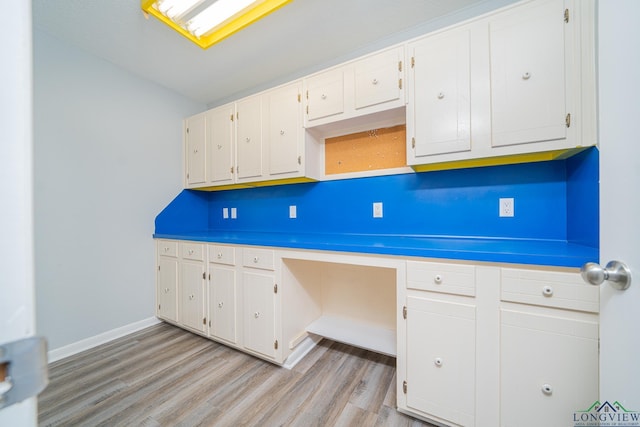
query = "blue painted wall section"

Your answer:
(155, 147), (599, 263)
